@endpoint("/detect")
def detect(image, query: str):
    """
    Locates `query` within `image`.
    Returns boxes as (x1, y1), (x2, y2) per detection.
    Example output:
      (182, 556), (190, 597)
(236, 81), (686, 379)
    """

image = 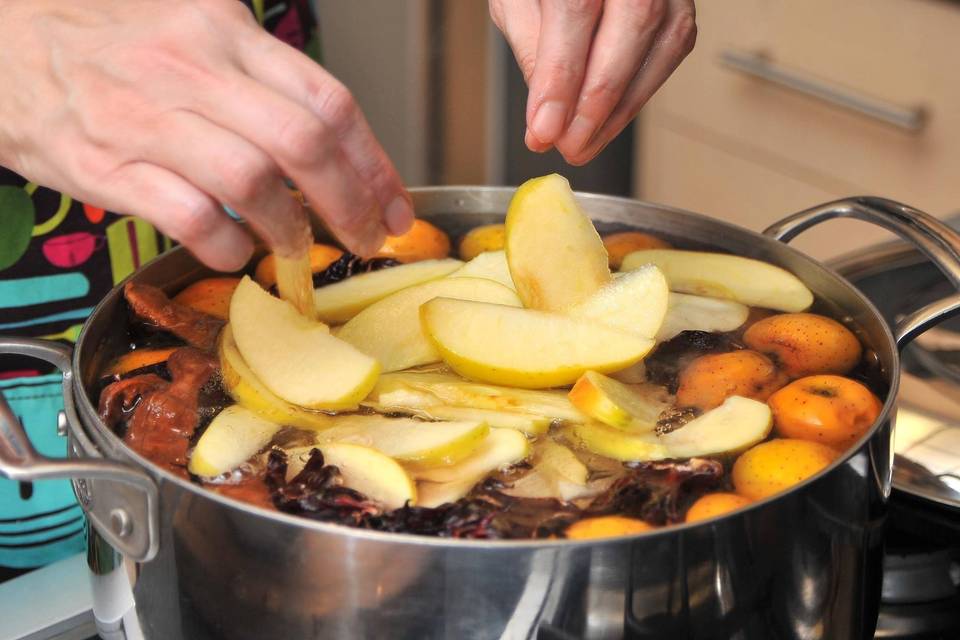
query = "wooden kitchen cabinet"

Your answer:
(636, 0), (960, 259)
